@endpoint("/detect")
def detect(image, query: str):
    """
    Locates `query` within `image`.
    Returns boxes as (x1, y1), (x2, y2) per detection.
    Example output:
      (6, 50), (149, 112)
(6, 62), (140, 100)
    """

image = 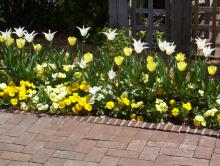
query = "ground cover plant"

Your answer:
(0, 27), (220, 130)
